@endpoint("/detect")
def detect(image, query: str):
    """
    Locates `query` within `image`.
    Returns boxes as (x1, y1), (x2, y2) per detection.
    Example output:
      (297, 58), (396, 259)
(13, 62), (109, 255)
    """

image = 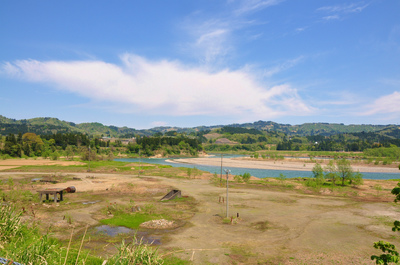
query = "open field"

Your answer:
(1, 159), (400, 264)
